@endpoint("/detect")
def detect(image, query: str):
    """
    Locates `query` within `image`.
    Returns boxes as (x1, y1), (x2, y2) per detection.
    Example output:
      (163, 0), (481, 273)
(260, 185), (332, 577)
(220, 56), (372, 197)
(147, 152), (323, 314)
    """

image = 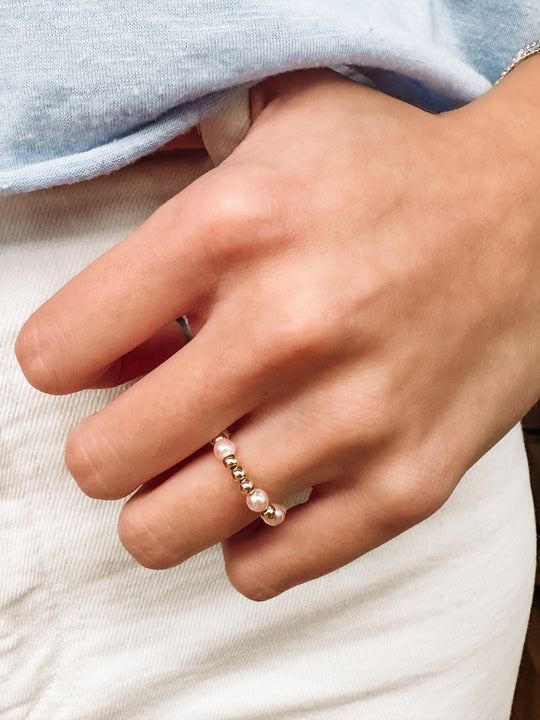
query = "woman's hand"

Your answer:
(15, 67), (540, 600)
